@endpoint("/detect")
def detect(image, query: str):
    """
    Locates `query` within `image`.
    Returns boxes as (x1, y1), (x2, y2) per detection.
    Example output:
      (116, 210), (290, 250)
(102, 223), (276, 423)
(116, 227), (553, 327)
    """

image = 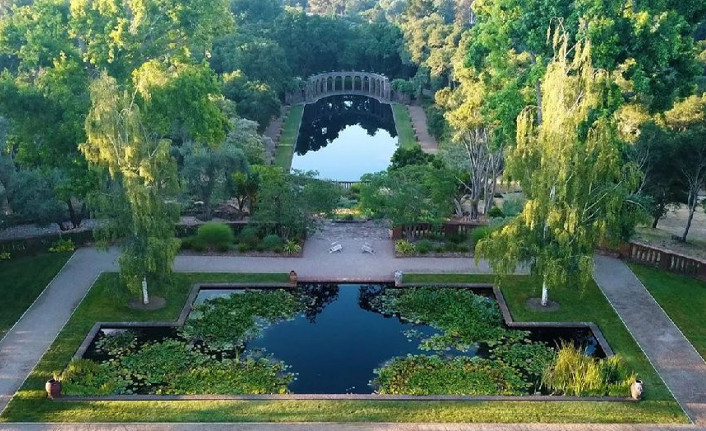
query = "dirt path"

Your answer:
(407, 105), (439, 154)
